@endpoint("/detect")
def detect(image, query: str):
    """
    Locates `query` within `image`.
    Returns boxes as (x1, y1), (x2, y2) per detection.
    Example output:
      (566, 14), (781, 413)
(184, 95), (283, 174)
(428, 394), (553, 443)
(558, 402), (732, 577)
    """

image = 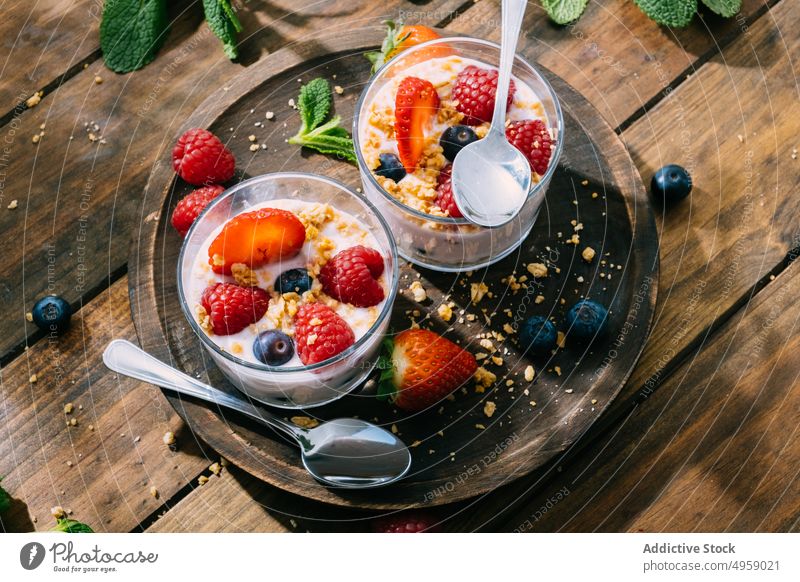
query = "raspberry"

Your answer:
(318, 246), (385, 307)
(451, 65), (515, 125)
(172, 128), (236, 185)
(505, 119), (554, 176)
(434, 164), (462, 218)
(372, 511), (439, 533)
(200, 283), (269, 336)
(294, 303), (355, 365)
(171, 184), (225, 237)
